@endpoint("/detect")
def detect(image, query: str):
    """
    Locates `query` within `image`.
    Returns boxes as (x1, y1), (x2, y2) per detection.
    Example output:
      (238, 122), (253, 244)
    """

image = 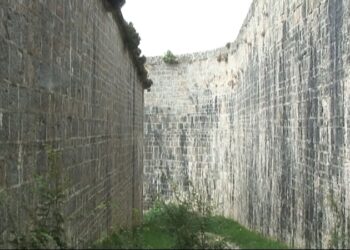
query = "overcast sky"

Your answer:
(122, 0), (253, 57)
